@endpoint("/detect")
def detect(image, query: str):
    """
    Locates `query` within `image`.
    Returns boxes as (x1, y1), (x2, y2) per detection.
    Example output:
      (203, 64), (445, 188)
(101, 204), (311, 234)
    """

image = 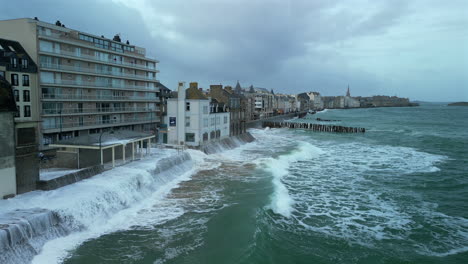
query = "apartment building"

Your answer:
(0, 75), (17, 198)
(166, 82), (230, 147)
(0, 38), (40, 194)
(0, 18), (160, 147)
(208, 84), (245, 136)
